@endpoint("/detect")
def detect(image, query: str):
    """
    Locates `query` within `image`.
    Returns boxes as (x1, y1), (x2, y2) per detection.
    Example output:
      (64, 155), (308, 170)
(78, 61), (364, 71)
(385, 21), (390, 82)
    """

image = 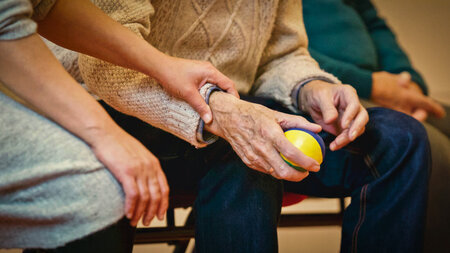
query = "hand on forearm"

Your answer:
(0, 34), (169, 226)
(299, 81), (369, 151)
(205, 92), (322, 182)
(38, 0), (238, 123)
